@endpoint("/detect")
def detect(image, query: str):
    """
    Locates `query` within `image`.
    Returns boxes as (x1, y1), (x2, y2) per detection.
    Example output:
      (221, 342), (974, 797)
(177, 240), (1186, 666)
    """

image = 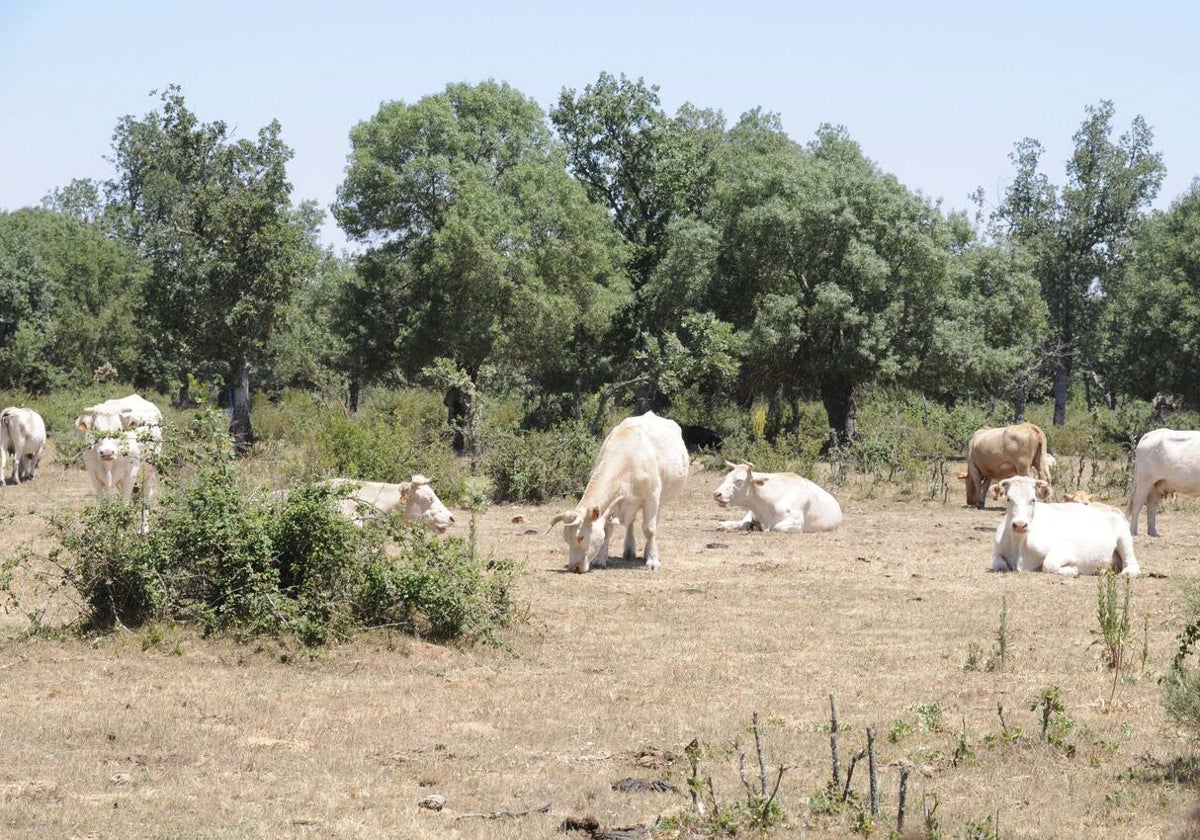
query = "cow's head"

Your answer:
(550, 501), (617, 573)
(713, 461), (758, 507)
(998, 476), (1051, 534)
(404, 474), (455, 534)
